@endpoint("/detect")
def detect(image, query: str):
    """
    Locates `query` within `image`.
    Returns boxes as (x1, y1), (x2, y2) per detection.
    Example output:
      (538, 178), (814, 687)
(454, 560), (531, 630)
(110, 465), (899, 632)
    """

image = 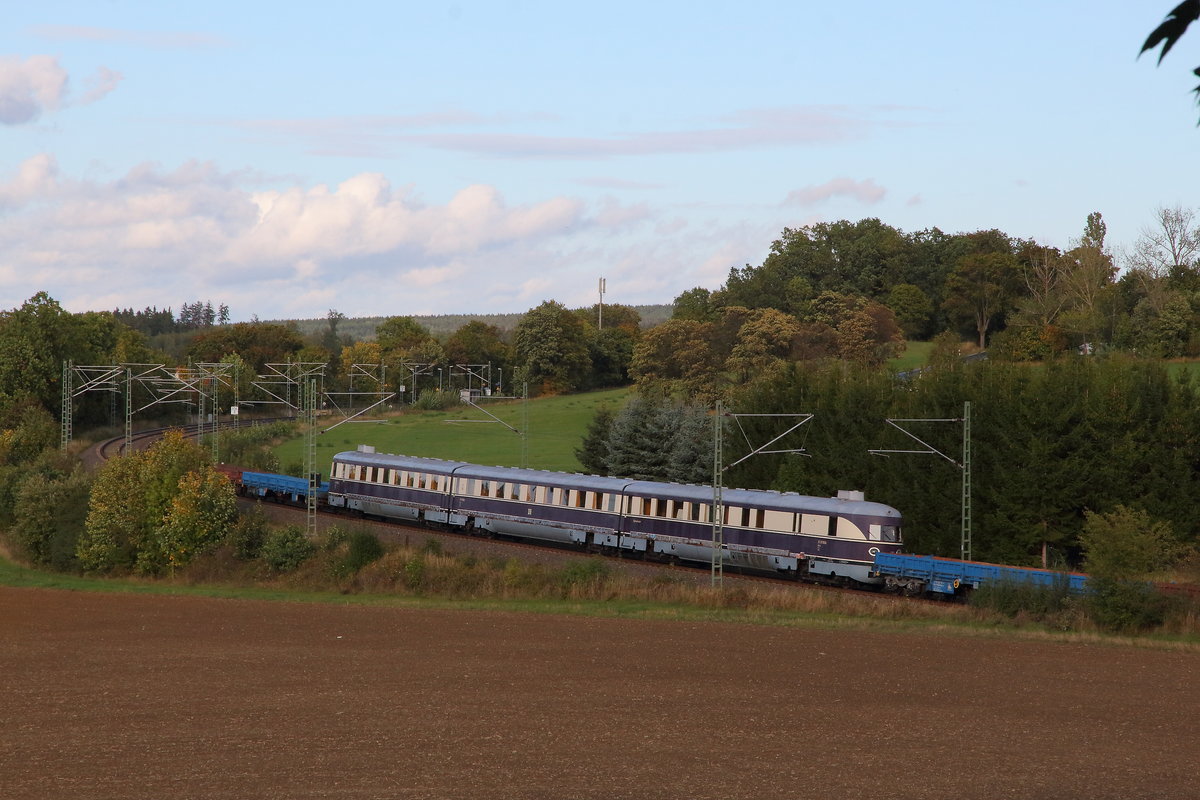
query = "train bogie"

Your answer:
(807, 558), (879, 585)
